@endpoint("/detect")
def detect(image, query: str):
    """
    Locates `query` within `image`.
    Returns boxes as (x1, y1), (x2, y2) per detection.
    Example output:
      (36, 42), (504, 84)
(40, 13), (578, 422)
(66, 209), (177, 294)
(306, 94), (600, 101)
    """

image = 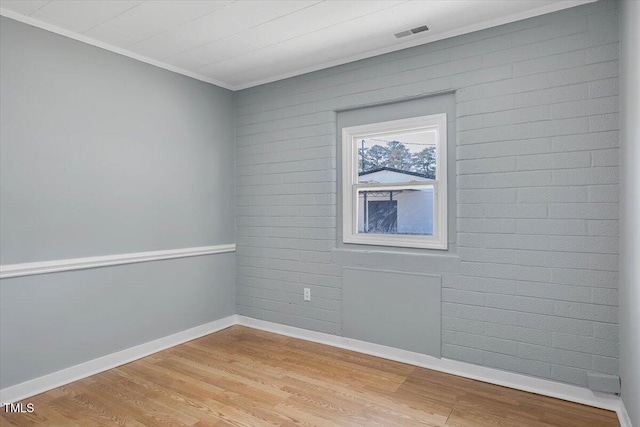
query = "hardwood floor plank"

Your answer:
(0, 326), (620, 427)
(159, 355), (292, 405)
(278, 373), (452, 424)
(356, 403), (448, 427)
(445, 406), (557, 427)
